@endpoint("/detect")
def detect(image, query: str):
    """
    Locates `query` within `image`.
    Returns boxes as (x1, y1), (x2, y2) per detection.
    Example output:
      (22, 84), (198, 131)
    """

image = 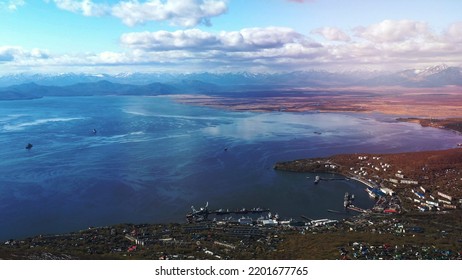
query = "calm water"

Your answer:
(1, 96), (460, 240)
